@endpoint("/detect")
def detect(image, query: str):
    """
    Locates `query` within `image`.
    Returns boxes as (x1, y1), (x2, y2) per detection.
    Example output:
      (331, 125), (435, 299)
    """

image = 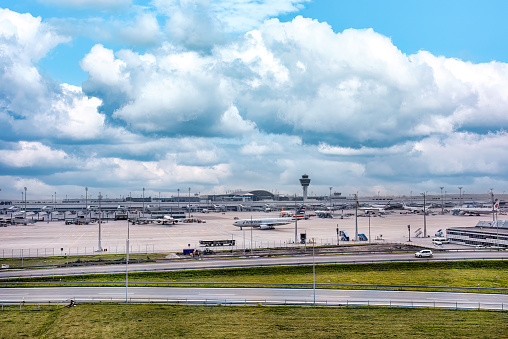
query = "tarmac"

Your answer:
(0, 210), (487, 258)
